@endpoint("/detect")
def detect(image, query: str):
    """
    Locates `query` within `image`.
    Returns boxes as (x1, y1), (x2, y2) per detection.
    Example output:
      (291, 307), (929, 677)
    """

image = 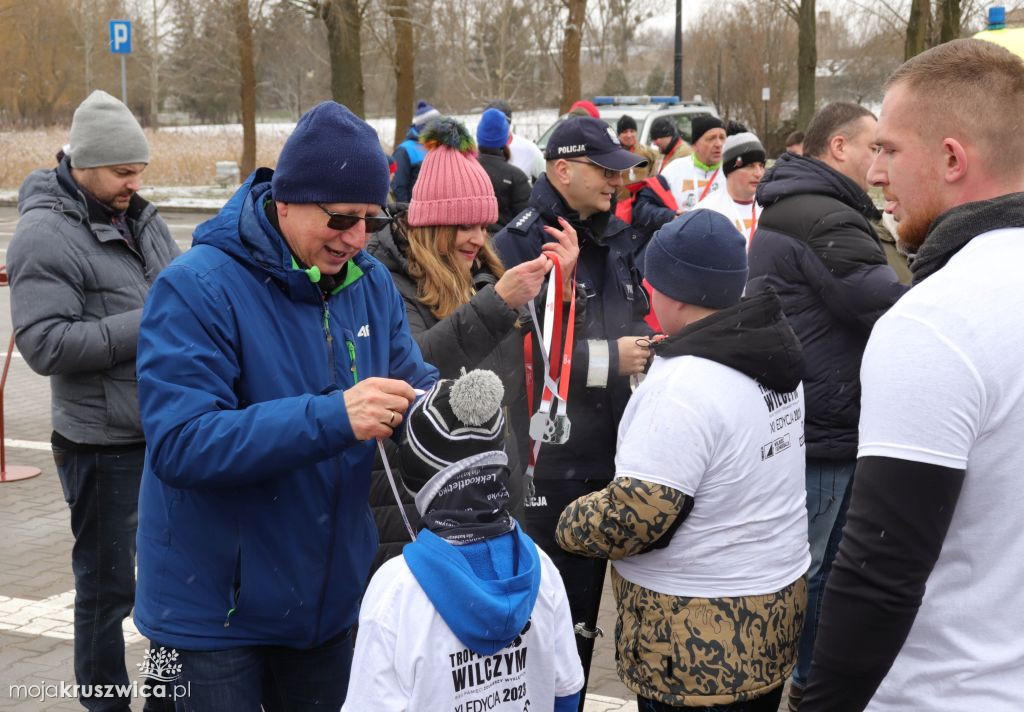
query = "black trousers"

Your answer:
(523, 477), (609, 712)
